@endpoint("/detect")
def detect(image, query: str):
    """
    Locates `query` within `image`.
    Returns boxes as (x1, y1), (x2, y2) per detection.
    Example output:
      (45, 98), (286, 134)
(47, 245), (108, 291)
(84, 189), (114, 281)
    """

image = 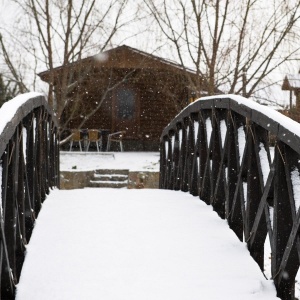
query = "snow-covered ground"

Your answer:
(60, 151), (160, 172)
(16, 189), (278, 300)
